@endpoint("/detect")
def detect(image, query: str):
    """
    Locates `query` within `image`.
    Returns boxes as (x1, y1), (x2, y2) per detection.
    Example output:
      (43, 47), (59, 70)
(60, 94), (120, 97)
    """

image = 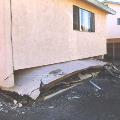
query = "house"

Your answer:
(0, 0), (115, 89)
(104, 1), (120, 59)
